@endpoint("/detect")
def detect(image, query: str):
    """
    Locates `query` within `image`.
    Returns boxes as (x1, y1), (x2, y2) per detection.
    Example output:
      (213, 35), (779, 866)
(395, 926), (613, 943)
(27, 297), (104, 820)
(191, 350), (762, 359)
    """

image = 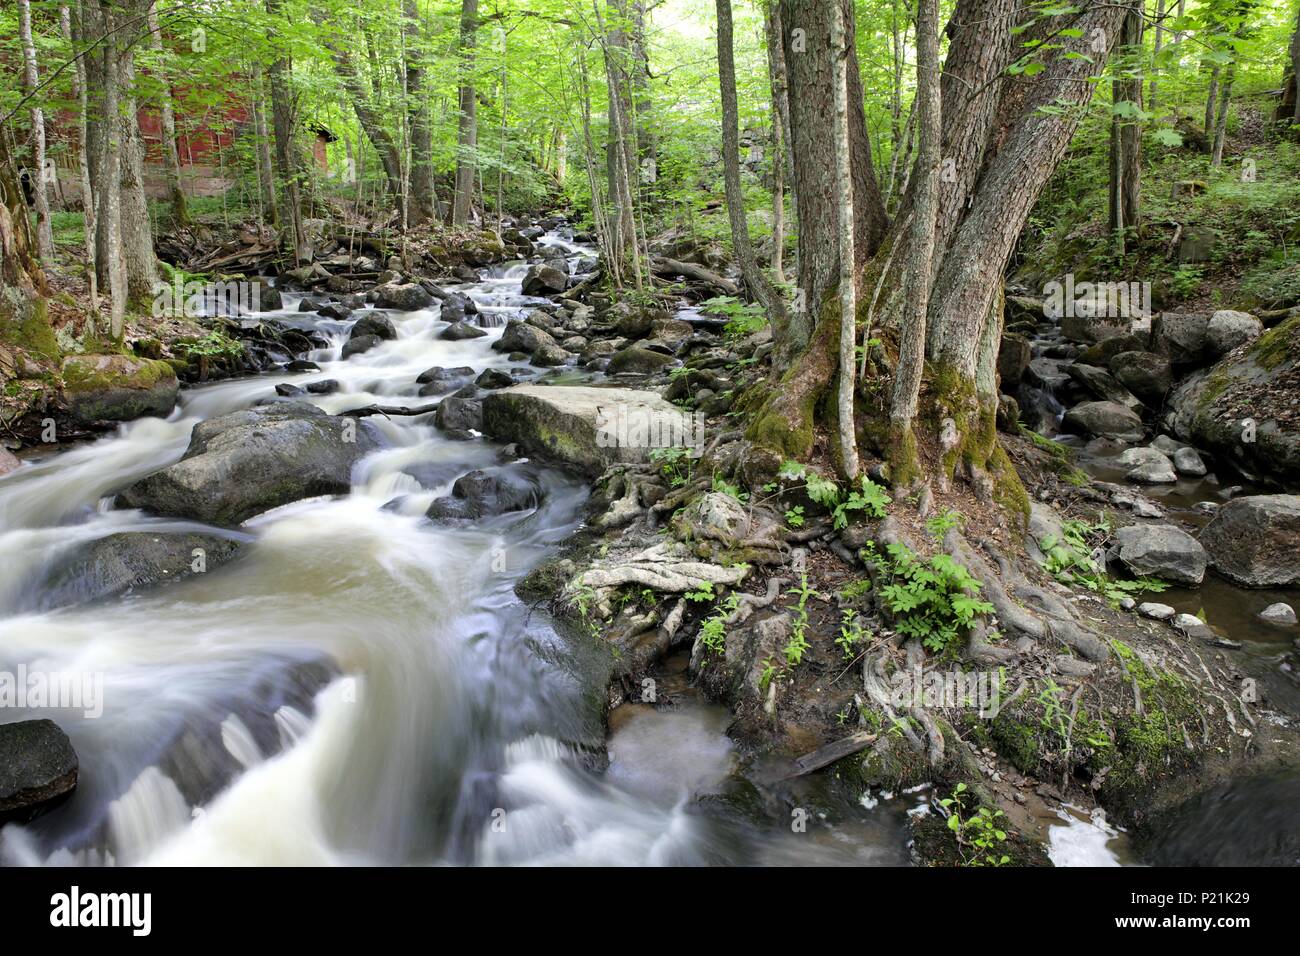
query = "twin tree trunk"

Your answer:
(748, 0), (1124, 511)
(452, 0), (479, 227)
